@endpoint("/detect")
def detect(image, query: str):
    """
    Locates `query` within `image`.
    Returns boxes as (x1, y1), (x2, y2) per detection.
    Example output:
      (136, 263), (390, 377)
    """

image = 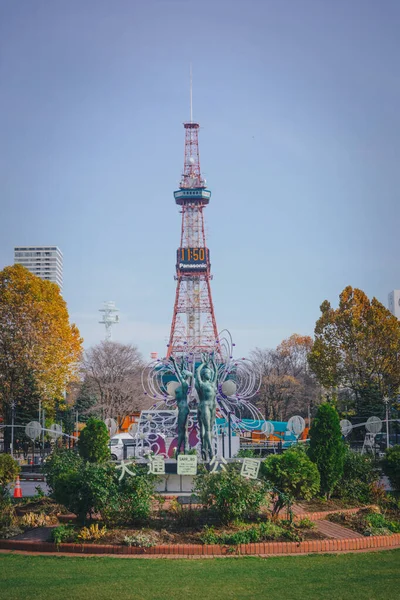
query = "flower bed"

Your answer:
(327, 507), (400, 537)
